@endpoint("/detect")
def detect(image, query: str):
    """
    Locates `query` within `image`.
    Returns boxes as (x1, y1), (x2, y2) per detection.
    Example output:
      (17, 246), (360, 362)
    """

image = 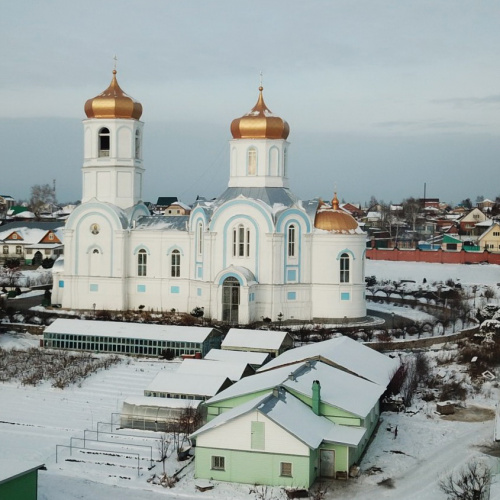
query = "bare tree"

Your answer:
(402, 197), (421, 232)
(29, 184), (56, 216)
(439, 459), (491, 500)
(0, 266), (22, 289)
(157, 433), (171, 475)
